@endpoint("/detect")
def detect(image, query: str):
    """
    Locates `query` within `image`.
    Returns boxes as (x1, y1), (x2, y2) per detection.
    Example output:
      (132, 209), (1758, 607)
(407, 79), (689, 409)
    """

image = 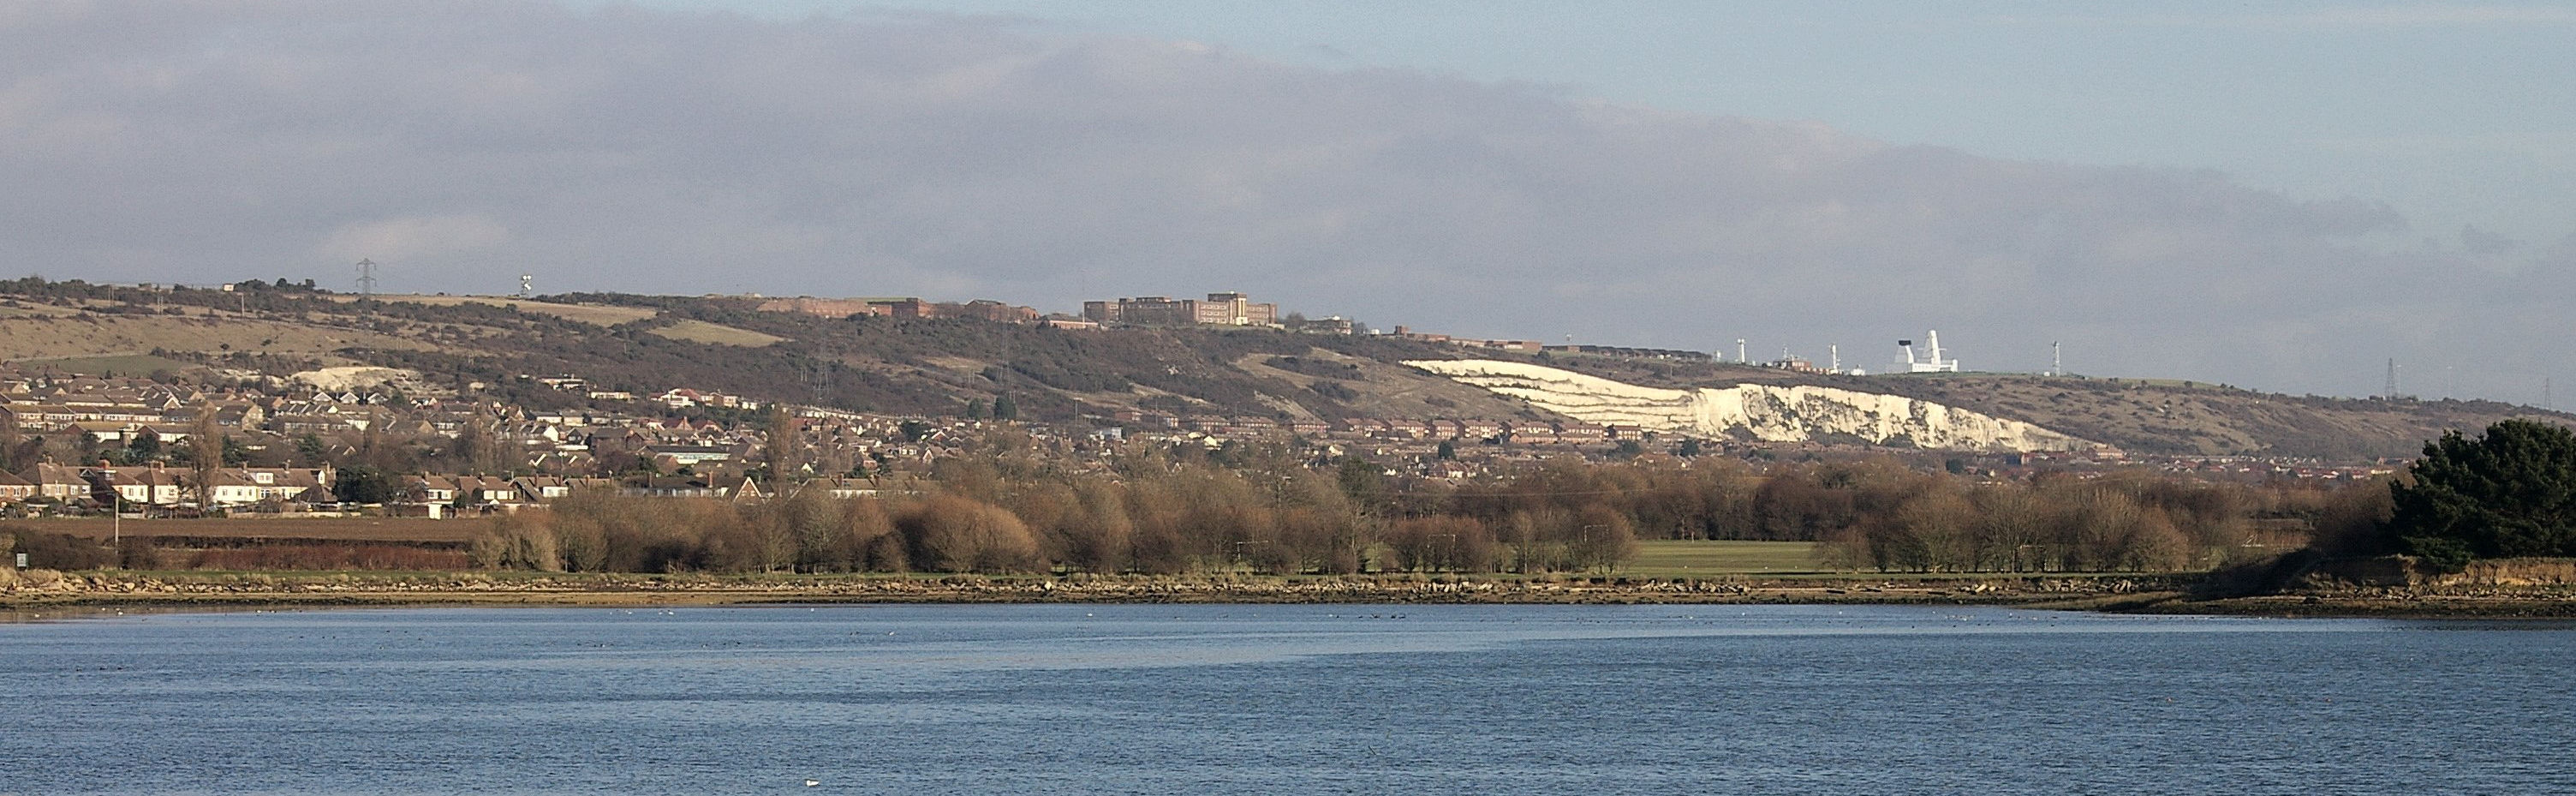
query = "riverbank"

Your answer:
(0, 569), (2171, 610)
(7, 569), (2571, 618)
